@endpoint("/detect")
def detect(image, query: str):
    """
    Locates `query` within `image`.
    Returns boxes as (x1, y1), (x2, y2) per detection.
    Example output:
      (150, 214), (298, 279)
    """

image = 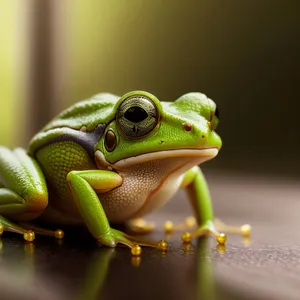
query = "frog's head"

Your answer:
(95, 91), (221, 170)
